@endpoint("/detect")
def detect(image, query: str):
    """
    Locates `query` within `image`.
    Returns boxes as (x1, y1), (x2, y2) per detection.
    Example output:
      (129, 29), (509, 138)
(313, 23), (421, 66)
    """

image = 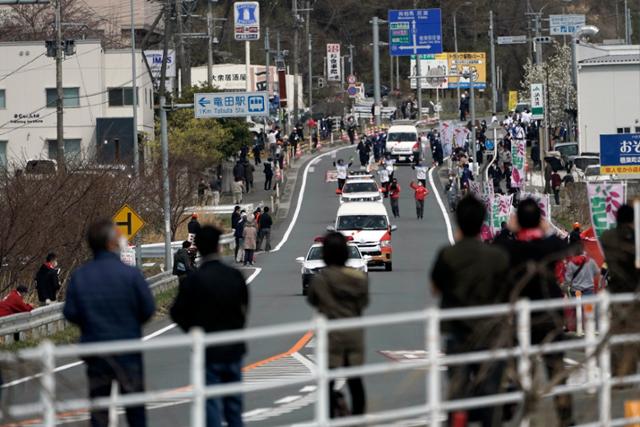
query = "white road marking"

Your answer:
(308, 166), (315, 173)
(271, 146), (352, 252)
(274, 395), (302, 404)
(242, 408), (271, 418)
(291, 351), (316, 371)
(428, 165), (455, 245)
(2, 267), (263, 390)
(299, 385), (316, 392)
